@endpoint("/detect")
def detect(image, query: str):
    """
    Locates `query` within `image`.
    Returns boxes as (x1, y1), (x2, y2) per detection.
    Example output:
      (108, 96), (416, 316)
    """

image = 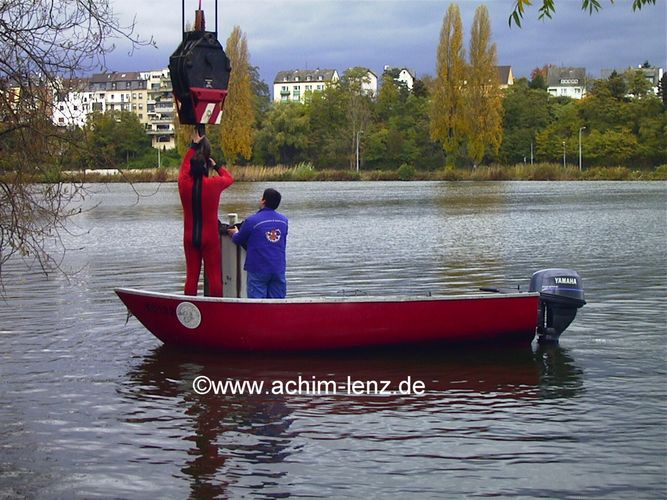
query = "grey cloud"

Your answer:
(106, 0), (666, 84)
